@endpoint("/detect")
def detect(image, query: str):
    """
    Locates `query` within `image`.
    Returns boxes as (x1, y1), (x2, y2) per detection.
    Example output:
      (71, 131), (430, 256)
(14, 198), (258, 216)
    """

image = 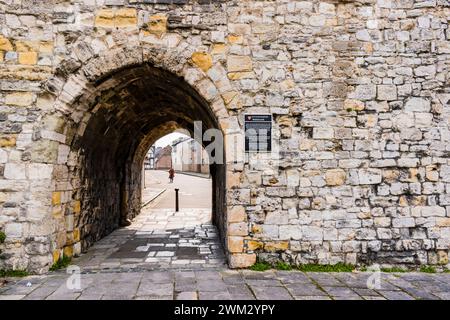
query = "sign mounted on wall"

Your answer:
(244, 114), (272, 152)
